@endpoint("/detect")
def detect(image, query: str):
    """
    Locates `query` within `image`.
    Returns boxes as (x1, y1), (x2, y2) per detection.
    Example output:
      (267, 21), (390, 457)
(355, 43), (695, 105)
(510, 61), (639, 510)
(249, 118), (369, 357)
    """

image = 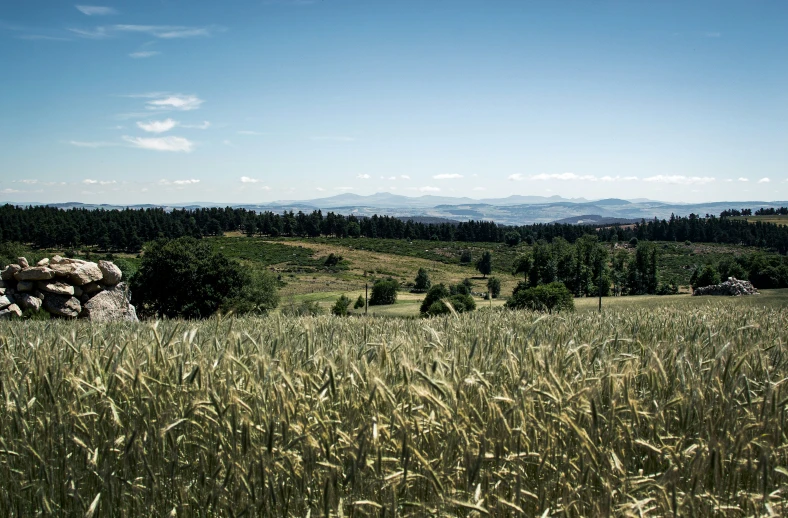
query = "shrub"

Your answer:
(505, 281), (574, 313)
(280, 300), (323, 317)
(130, 237), (278, 319)
(487, 276), (501, 299)
(420, 284), (450, 314)
(331, 295), (352, 316)
(450, 279), (472, 296)
(425, 294), (476, 316)
(413, 268), (431, 292)
(656, 278), (680, 295)
(369, 278), (398, 306)
(691, 264), (720, 290)
(629, 237), (639, 247)
(324, 253), (342, 267)
(354, 294), (365, 309)
(459, 250), (472, 264)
